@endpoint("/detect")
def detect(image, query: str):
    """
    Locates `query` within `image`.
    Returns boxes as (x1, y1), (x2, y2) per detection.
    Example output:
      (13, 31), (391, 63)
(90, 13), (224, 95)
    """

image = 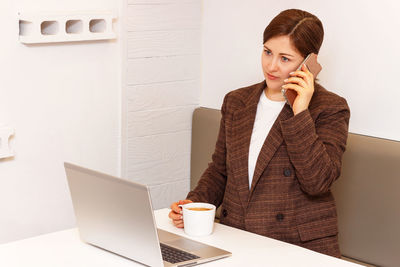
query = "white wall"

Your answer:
(122, 0), (201, 209)
(0, 0), (121, 244)
(201, 0), (400, 141)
